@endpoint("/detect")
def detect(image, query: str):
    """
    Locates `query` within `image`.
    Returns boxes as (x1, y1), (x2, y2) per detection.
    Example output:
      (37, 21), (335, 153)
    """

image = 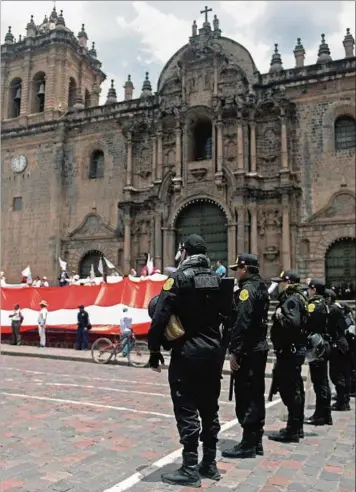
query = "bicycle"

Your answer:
(91, 332), (150, 368)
